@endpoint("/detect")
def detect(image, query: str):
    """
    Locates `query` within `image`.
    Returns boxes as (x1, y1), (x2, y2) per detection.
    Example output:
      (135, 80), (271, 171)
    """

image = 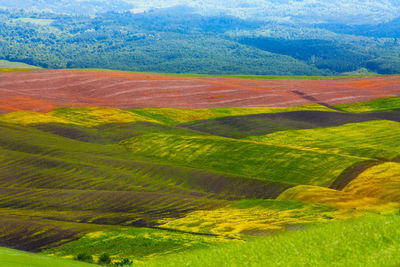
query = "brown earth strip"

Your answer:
(0, 70), (400, 111)
(0, 216), (83, 252)
(176, 170), (294, 200)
